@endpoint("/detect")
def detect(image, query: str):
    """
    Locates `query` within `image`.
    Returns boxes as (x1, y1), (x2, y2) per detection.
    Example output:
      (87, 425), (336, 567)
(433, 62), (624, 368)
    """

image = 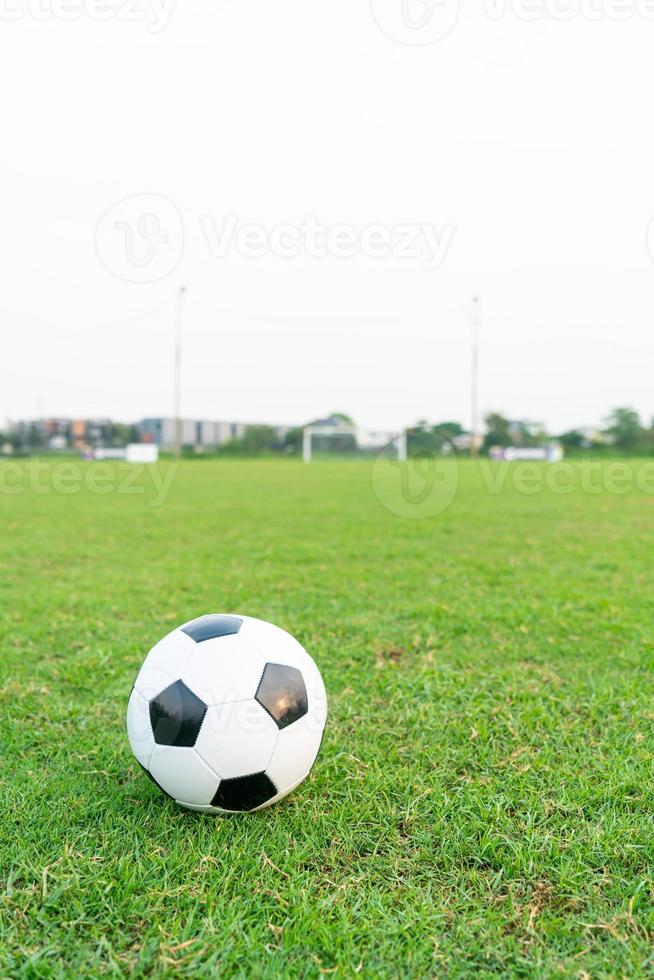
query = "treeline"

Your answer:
(193, 426), (303, 457)
(192, 412), (356, 458)
(559, 408), (654, 454)
(206, 408), (654, 458)
(4, 408), (653, 458)
(411, 409), (654, 455)
(482, 408), (654, 455)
